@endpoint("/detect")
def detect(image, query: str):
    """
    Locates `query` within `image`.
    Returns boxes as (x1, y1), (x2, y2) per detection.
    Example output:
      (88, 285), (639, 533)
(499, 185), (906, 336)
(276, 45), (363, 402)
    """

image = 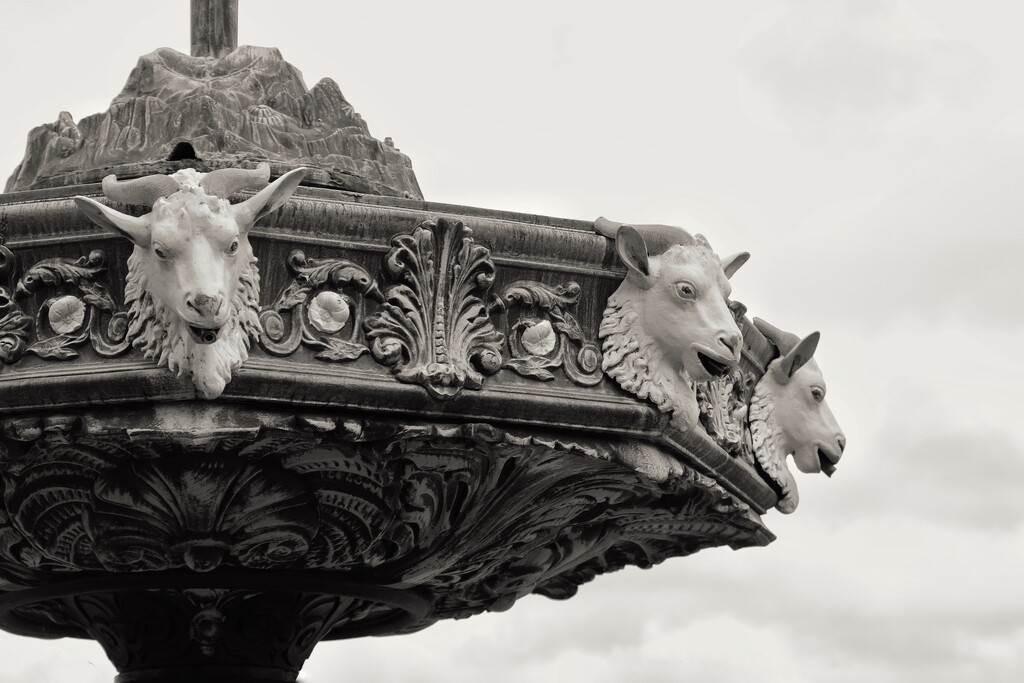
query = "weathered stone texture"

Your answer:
(6, 47), (421, 199)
